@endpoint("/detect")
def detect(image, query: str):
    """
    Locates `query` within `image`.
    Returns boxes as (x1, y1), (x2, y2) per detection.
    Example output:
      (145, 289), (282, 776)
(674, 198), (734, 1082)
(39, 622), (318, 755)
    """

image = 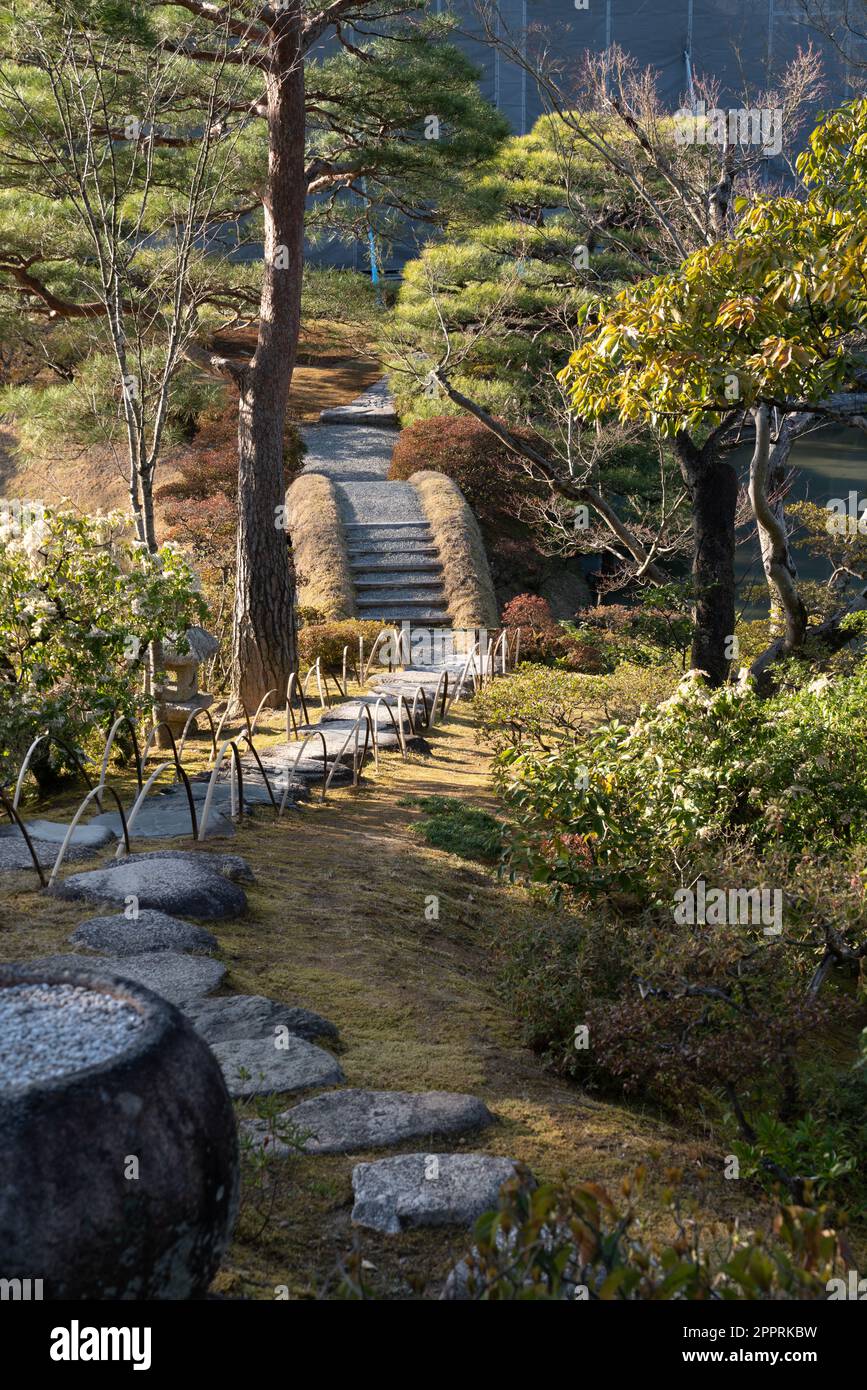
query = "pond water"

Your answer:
(735, 425), (867, 616)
